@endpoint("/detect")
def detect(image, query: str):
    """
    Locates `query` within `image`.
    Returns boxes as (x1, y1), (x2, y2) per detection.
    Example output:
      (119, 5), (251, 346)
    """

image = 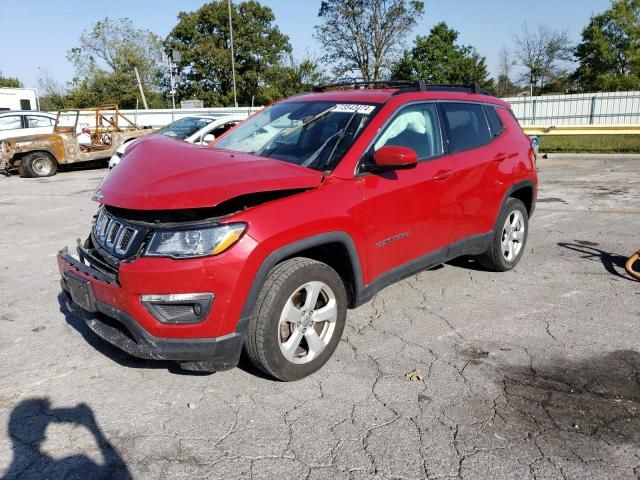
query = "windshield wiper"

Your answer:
(305, 110), (360, 170)
(255, 106), (335, 156)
